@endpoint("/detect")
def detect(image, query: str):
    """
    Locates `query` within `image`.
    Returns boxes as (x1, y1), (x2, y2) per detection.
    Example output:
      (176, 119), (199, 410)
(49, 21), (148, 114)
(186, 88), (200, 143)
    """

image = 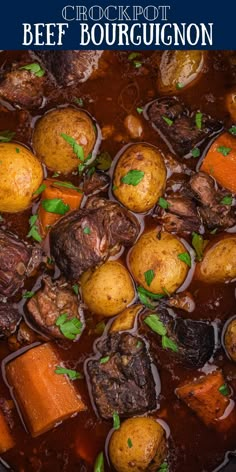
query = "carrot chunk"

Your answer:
(176, 370), (231, 428)
(0, 409), (15, 453)
(38, 179), (83, 236)
(6, 343), (86, 437)
(201, 132), (236, 193)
